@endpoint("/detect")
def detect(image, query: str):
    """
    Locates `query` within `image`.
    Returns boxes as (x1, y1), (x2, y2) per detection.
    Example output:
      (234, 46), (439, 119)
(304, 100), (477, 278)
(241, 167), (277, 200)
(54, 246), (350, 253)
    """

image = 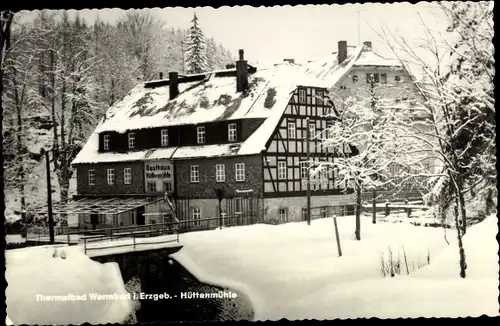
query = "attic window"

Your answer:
(395, 75), (401, 82)
(128, 132), (135, 149)
(298, 89), (306, 104)
(197, 126), (205, 144)
(352, 75), (359, 83)
(161, 129), (169, 147)
(103, 134), (110, 151)
(228, 123), (237, 142)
